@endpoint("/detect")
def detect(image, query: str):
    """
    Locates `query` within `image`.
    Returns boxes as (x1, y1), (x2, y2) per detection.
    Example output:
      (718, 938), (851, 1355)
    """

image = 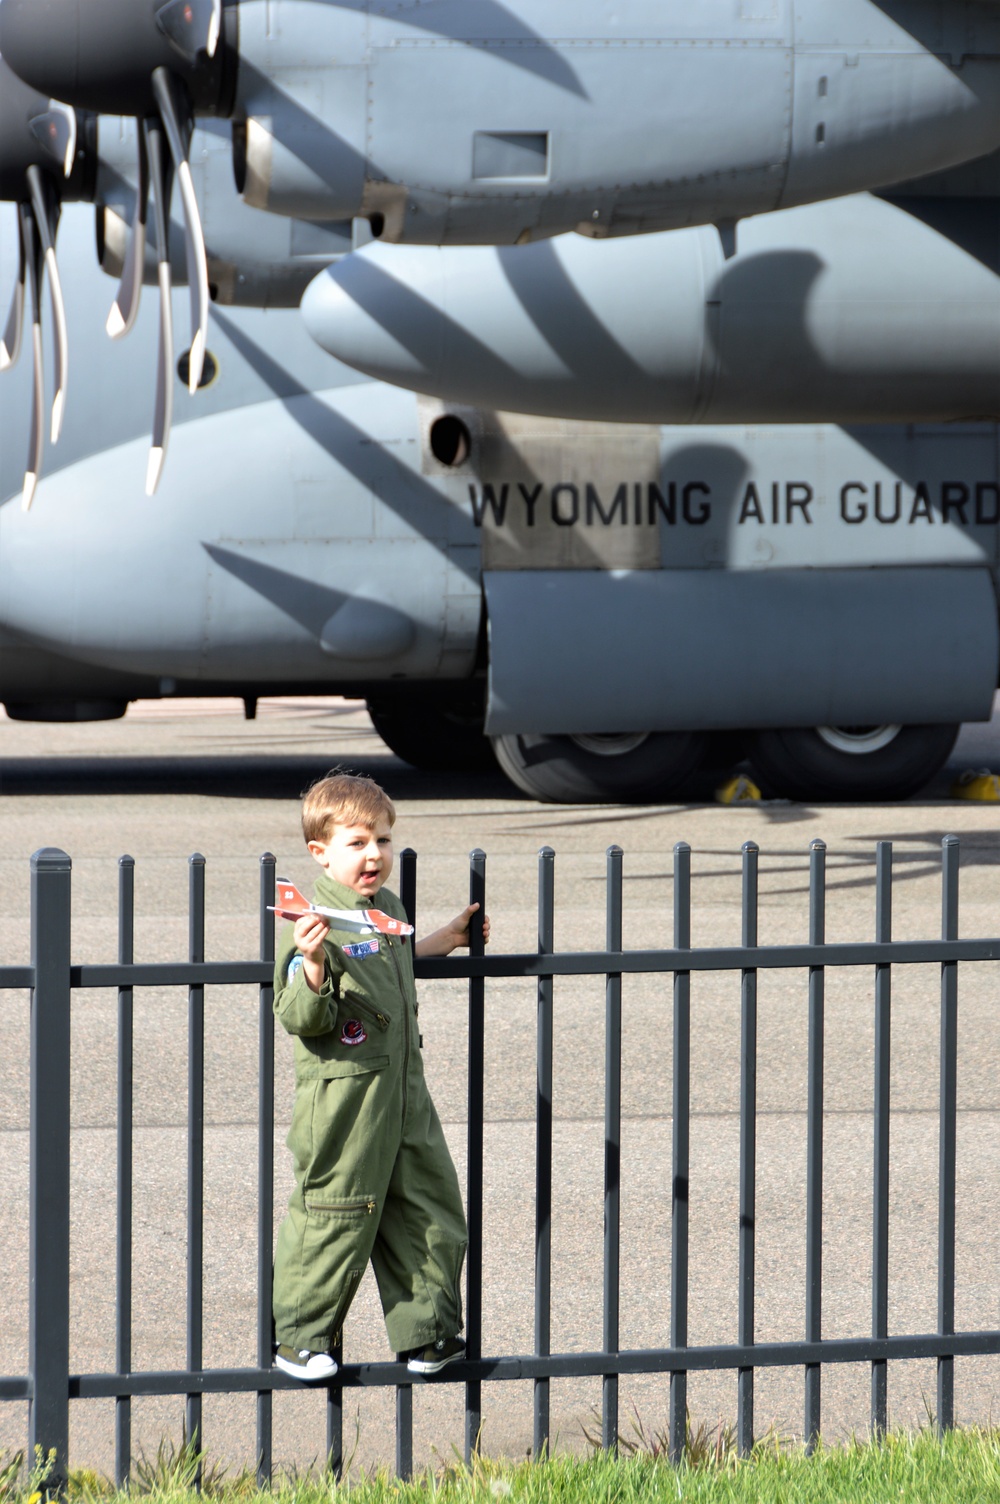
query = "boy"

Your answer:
(272, 771), (489, 1383)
